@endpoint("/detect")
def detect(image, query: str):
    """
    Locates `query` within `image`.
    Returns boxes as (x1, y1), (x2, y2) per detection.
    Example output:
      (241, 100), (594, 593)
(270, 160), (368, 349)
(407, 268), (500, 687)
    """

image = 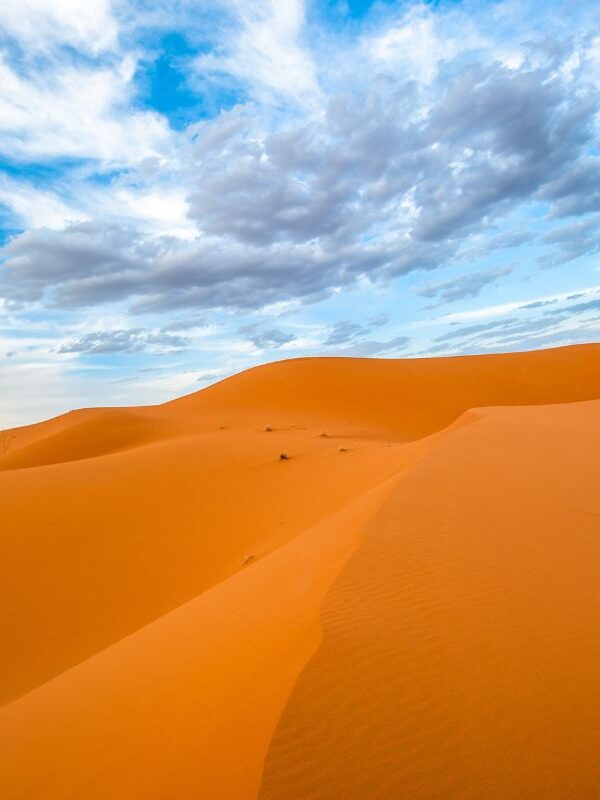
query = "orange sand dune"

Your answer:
(169, 342), (600, 438)
(259, 399), (600, 798)
(0, 343), (599, 798)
